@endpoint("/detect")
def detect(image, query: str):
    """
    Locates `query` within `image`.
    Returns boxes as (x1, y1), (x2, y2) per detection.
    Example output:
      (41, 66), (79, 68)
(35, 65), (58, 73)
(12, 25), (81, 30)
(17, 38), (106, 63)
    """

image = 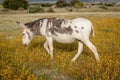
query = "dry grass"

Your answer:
(0, 13), (120, 80)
